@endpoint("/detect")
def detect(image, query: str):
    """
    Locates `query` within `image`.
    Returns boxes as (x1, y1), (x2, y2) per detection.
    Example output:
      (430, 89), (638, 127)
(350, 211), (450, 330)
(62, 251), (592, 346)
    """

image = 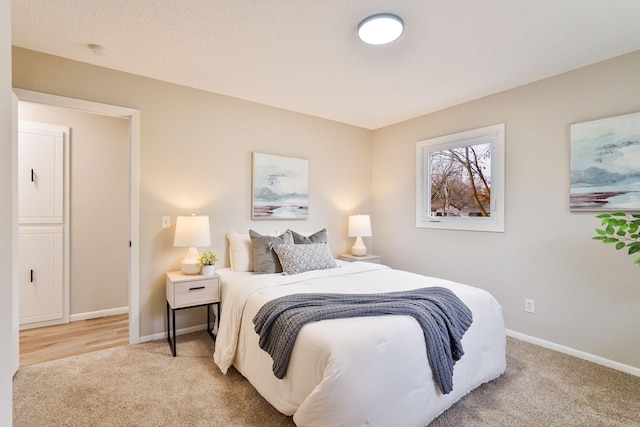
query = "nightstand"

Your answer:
(166, 271), (220, 357)
(337, 253), (382, 264)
